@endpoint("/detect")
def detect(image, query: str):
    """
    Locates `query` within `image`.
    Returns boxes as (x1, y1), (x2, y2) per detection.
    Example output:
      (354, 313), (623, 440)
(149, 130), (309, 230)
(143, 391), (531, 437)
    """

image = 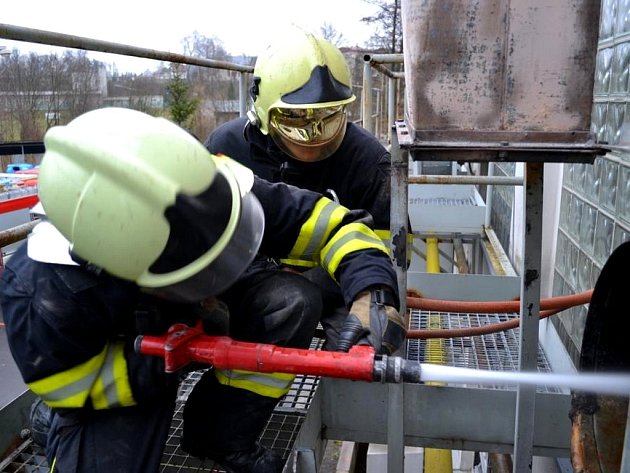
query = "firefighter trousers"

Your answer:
(46, 397), (175, 473)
